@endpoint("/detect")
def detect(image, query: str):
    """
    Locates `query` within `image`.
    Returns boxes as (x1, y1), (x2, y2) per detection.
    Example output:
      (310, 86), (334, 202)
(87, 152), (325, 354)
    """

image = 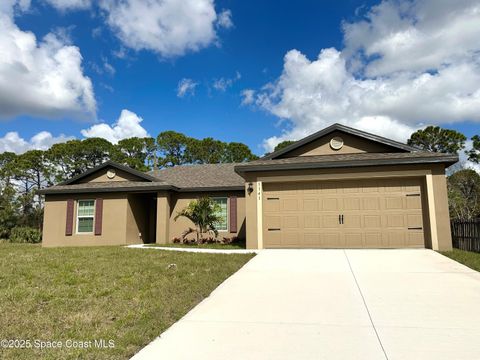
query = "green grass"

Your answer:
(145, 240), (246, 250)
(0, 243), (254, 360)
(441, 248), (480, 272)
